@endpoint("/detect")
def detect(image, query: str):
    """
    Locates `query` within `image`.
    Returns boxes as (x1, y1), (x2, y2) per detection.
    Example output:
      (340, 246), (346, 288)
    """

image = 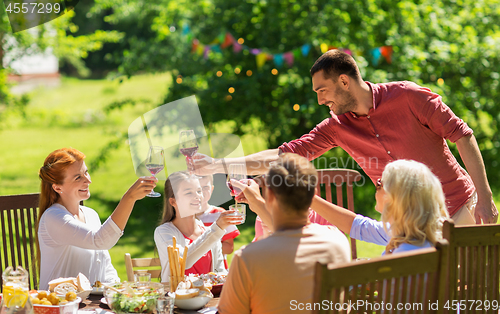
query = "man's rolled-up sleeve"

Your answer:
(279, 118), (337, 161)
